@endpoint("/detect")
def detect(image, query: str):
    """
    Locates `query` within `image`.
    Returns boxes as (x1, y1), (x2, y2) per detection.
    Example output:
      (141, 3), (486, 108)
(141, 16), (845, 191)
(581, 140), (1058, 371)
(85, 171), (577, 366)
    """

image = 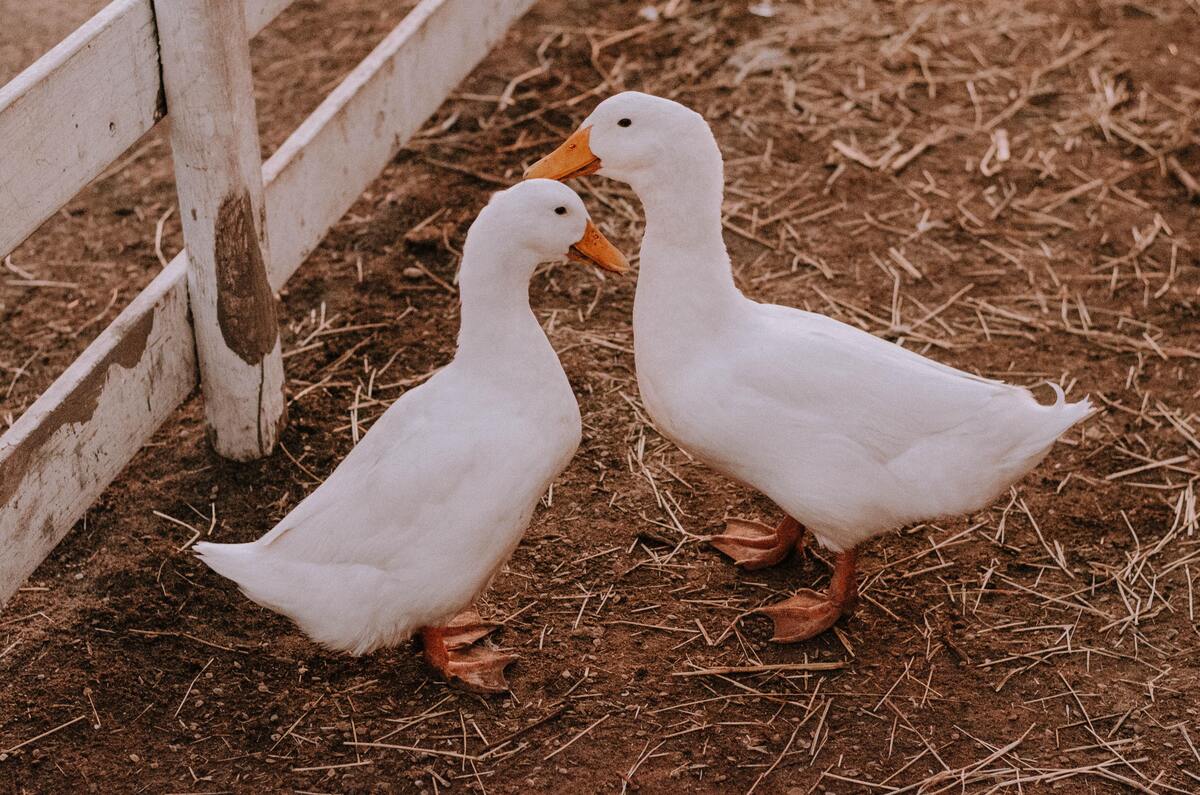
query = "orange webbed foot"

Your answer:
(439, 609), (500, 649)
(421, 610), (516, 694)
(756, 589), (845, 642)
(711, 516), (804, 570)
(754, 548), (859, 643)
(435, 645), (517, 694)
